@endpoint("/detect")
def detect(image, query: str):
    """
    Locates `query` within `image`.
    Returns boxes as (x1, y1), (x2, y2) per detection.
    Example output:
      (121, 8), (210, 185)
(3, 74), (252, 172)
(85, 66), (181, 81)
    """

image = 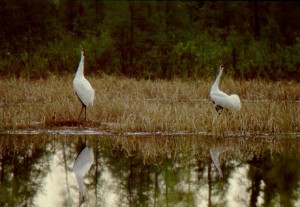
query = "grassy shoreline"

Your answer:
(0, 75), (299, 135)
